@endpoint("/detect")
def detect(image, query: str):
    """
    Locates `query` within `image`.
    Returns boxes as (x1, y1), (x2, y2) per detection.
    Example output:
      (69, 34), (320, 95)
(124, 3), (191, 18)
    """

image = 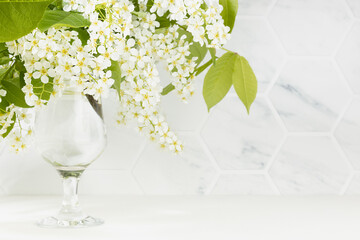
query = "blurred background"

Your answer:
(1, 0), (360, 196)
